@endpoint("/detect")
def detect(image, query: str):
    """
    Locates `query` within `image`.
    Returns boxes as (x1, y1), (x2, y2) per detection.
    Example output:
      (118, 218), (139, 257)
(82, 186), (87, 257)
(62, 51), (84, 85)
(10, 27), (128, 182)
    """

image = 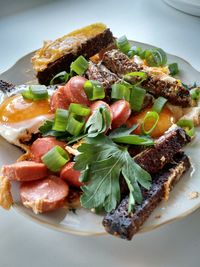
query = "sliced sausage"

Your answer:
(20, 175), (69, 213)
(30, 137), (66, 163)
(64, 76), (91, 106)
(60, 162), (83, 188)
(110, 100), (131, 129)
(2, 161), (48, 181)
(50, 86), (69, 112)
(90, 100), (113, 120)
